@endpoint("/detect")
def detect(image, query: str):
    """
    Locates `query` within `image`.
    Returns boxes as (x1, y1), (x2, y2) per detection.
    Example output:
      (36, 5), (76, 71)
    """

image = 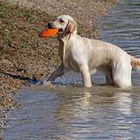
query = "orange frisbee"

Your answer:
(39, 28), (58, 38)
